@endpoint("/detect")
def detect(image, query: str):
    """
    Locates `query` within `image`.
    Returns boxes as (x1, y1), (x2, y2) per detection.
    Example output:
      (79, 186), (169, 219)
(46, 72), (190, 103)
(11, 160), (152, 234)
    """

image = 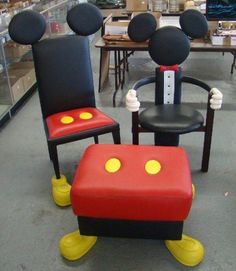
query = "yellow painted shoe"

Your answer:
(165, 234), (205, 267)
(51, 175), (71, 207)
(192, 184), (196, 200)
(59, 231), (97, 261)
